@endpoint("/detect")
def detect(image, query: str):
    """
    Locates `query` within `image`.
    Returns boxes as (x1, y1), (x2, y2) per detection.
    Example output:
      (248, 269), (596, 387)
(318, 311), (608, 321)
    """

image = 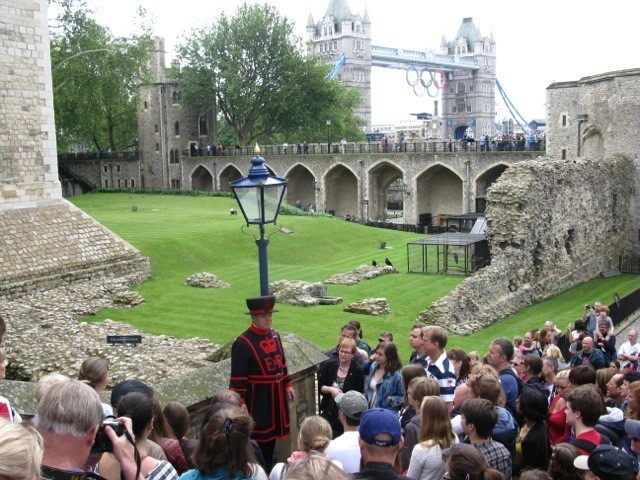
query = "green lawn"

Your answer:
(70, 193), (639, 360)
